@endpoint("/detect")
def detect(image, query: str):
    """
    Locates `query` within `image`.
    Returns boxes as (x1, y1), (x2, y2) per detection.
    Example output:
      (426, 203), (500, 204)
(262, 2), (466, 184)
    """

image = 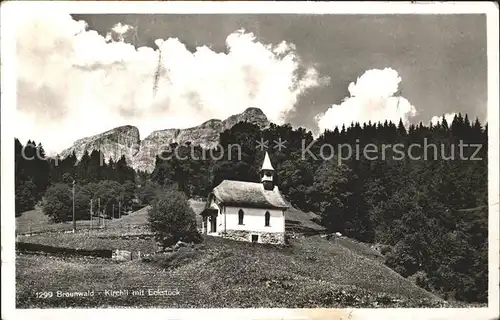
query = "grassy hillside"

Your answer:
(15, 200), (459, 308)
(16, 206), (150, 235)
(15, 207), (81, 234)
(16, 235), (444, 308)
